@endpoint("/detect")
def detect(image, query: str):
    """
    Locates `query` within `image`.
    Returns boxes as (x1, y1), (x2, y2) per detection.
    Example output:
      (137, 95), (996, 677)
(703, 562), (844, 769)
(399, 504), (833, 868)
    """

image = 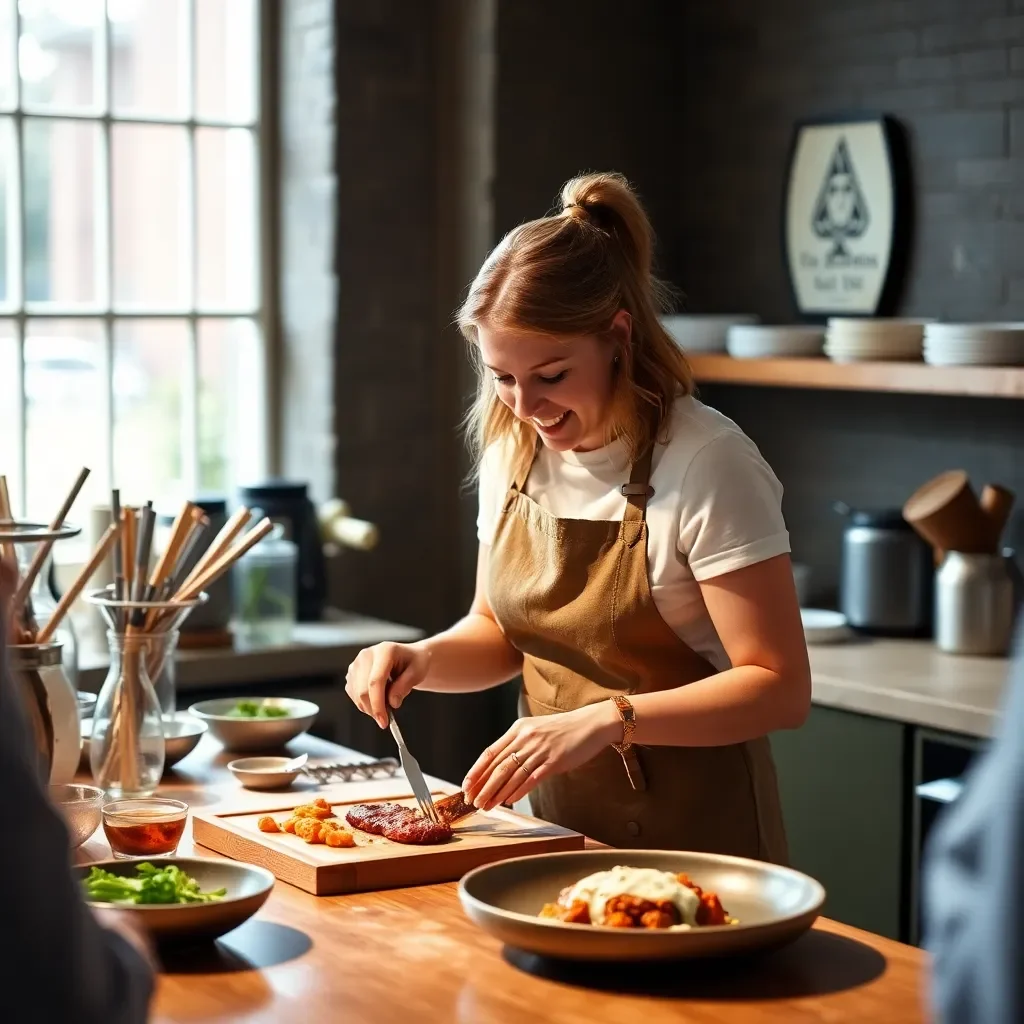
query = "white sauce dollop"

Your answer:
(562, 866), (700, 927)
